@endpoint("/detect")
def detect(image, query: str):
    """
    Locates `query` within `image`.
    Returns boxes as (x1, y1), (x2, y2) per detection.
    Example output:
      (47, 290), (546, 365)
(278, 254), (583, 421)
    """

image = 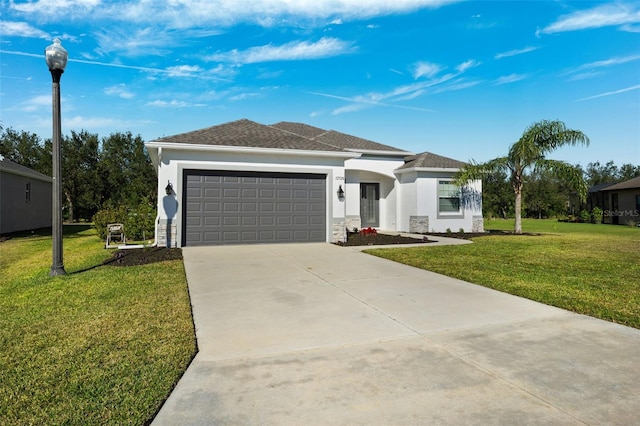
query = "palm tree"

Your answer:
(456, 120), (589, 234)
